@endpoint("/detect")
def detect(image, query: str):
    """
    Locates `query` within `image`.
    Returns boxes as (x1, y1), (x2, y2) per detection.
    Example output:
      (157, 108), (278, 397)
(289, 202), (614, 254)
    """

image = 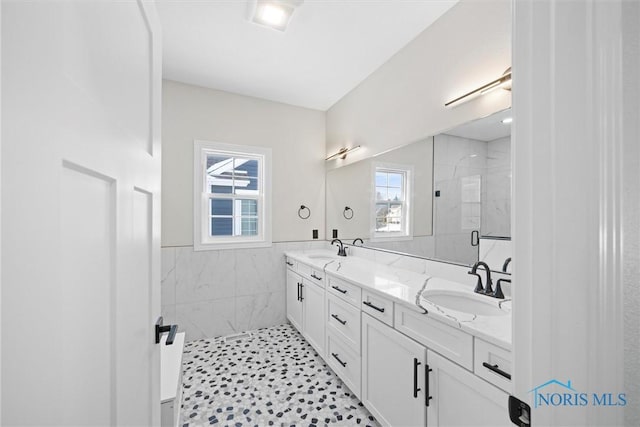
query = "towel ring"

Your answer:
(343, 206), (354, 220)
(298, 205), (311, 219)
